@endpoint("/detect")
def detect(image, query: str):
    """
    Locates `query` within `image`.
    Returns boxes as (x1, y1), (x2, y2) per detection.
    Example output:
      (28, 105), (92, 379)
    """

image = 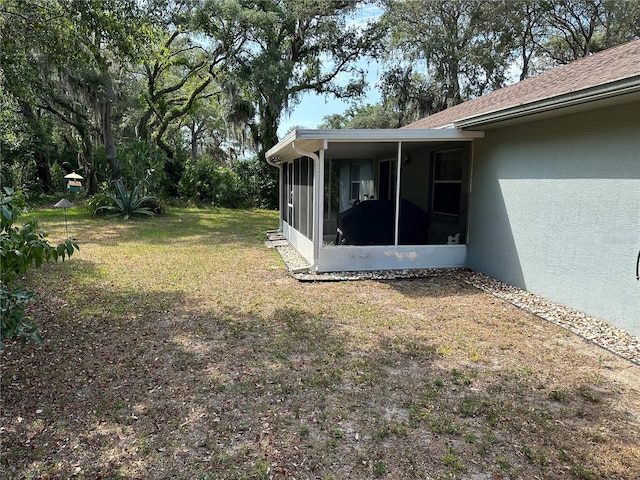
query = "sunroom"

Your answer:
(266, 129), (484, 273)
